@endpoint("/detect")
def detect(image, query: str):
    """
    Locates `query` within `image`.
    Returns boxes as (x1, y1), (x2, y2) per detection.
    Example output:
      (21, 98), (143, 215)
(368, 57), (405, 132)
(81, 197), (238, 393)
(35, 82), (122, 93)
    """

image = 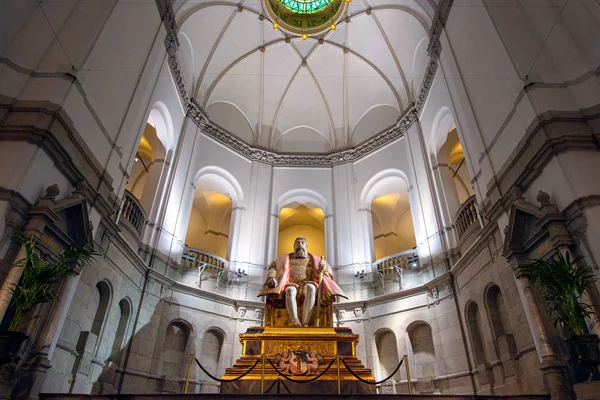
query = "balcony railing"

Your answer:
(120, 190), (146, 236)
(181, 246), (228, 288)
(375, 249), (419, 293)
(455, 195), (479, 239)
